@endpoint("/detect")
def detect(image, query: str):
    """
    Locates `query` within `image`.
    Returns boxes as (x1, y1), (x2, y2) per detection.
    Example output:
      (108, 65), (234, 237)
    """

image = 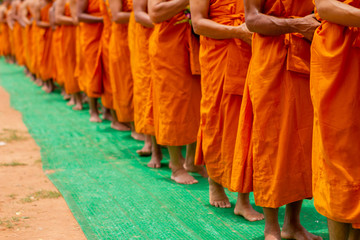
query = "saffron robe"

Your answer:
(194, 0), (251, 190)
(149, 8), (201, 146)
(129, 12), (154, 135)
(59, 3), (80, 94)
(311, 0), (360, 228)
(231, 0), (314, 207)
(108, 0), (133, 122)
(79, 0), (103, 98)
